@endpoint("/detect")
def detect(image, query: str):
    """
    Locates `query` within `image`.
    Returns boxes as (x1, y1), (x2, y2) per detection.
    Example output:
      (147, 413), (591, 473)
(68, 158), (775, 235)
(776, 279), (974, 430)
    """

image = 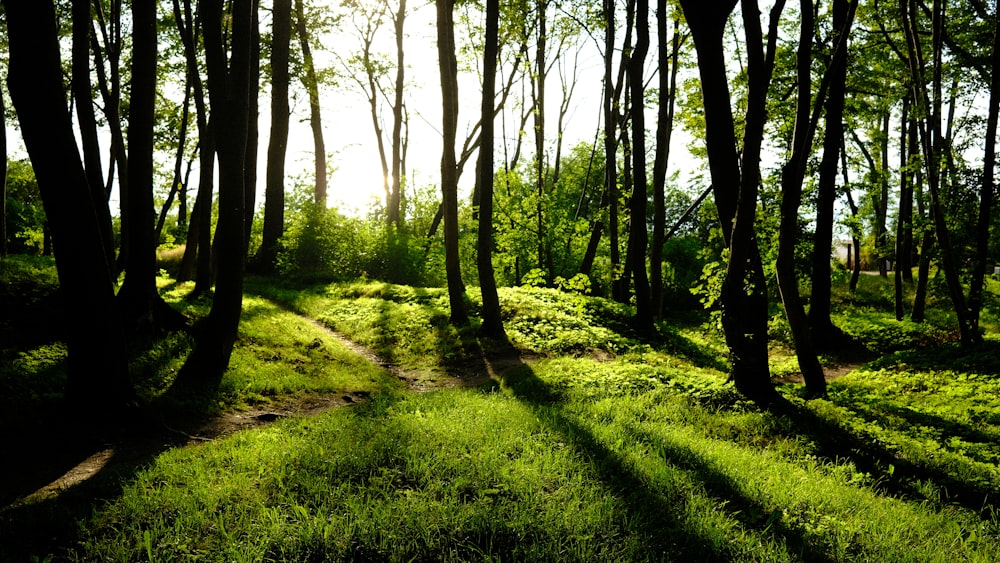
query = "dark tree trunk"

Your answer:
(436, 0), (469, 326)
(533, 0), (548, 278)
(260, 0), (292, 273)
(176, 0), (257, 385)
(679, 0), (780, 407)
(628, 0), (652, 335)
(968, 12), (1000, 336)
(156, 78), (192, 244)
(118, 0), (159, 332)
(810, 0), (853, 344)
(73, 0), (115, 270)
(604, 0), (622, 300)
(894, 98), (913, 321)
(650, 10), (680, 319)
(244, 9), (261, 246)
(4, 0), (133, 412)
(901, 0), (975, 343)
(477, 0), (505, 338)
(0, 83), (6, 258)
(294, 0), (328, 206)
